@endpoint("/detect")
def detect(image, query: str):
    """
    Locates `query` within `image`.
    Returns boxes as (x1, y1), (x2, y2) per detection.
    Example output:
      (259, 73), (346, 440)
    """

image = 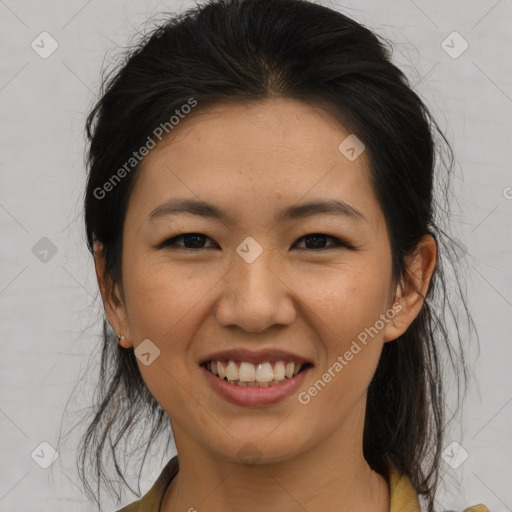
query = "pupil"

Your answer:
(184, 233), (205, 248)
(306, 234), (326, 249)
(182, 234), (328, 249)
